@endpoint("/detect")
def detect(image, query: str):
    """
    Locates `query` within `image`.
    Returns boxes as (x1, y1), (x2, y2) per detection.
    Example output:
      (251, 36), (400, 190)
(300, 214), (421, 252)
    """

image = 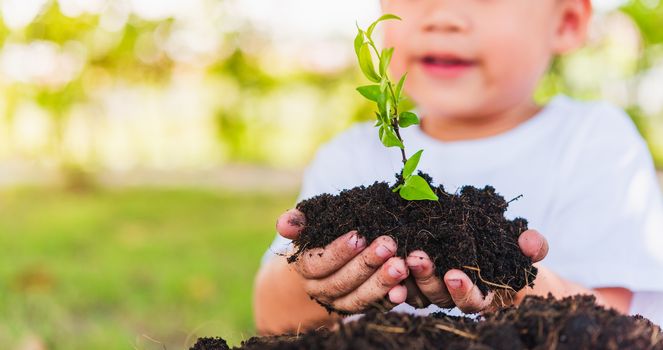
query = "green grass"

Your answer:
(0, 186), (296, 350)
